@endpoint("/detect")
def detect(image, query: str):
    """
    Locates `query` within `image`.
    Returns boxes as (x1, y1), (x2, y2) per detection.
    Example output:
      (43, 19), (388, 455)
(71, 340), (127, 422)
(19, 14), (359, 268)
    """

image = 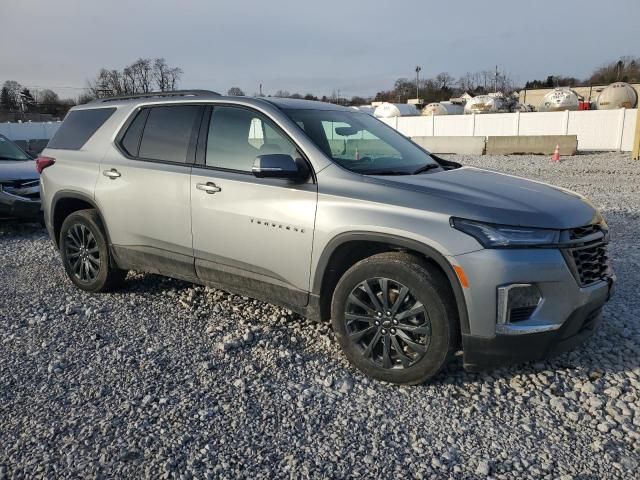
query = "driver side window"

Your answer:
(206, 107), (297, 172)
